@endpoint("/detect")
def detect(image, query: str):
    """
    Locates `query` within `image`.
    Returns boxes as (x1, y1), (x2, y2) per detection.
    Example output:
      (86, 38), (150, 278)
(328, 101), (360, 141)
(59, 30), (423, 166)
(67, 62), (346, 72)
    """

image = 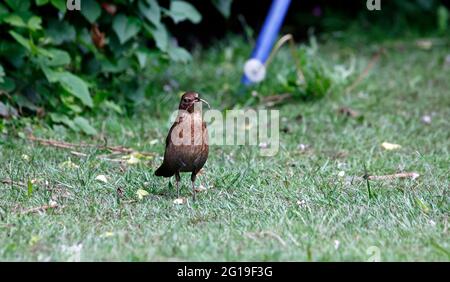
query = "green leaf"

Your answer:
(35, 46), (54, 58)
(36, 49), (71, 67)
(74, 117), (97, 135)
(139, 0), (161, 26)
(167, 45), (192, 63)
(36, 0), (50, 6)
(46, 20), (76, 45)
(0, 77), (16, 92)
(168, 1), (201, 24)
(135, 50), (148, 69)
(0, 65), (4, 83)
(50, 0), (66, 11)
(113, 14), (142, 44)
(145, 23), (168, 51)
(58, 74), (93, 107)
(0, 4), (8, 22)
(212, 0), (233, 18)
(27, 180), (33, 197)
(50, 113), (78, 131)
(9, 31), (32, 51)
(100, 57), (130, 73)
(101, 100), (123, 115)
(4, 14), (27, 28)
(81, 0), (101, 23)
(437, 5), (449, 33)
(5, 0), (30, 12)
(60, 94), (83, 113)
(27, 16), (43, 31)
(42, 68), (93, 107)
